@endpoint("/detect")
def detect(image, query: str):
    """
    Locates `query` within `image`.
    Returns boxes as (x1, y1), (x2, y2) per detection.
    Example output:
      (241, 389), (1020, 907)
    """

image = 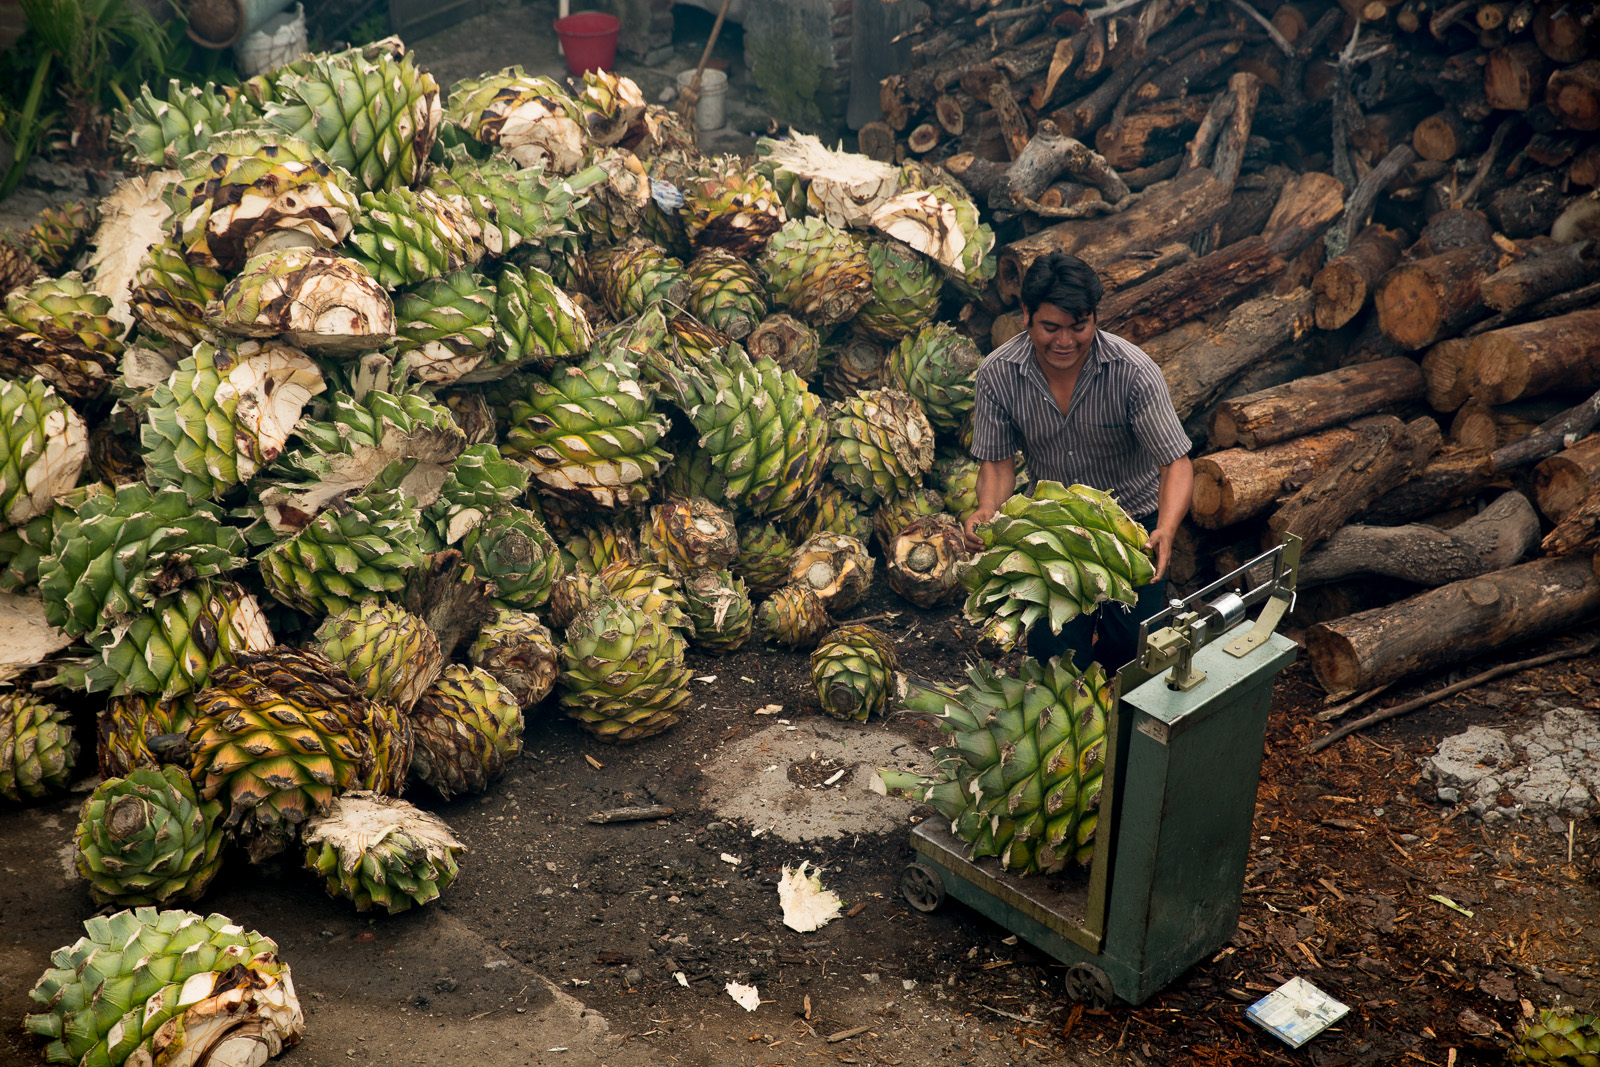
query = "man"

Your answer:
(963, 251), (1193, 672)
